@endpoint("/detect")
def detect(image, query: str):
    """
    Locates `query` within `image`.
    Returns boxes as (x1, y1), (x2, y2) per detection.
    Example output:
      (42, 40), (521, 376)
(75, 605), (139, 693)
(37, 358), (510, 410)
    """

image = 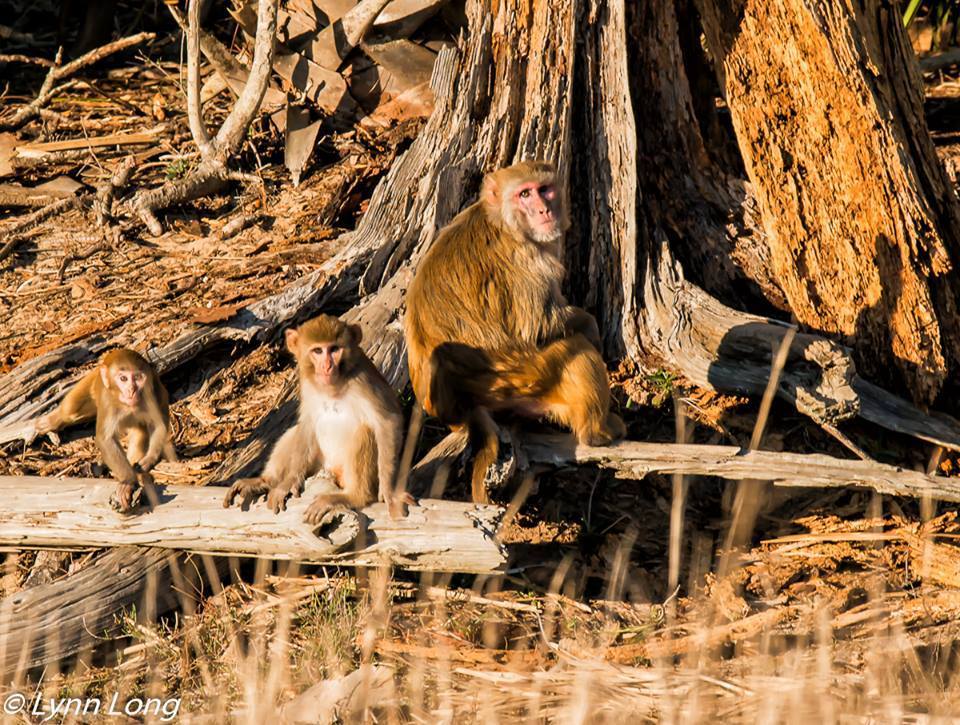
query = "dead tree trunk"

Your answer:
(696, 0), (960, 406)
